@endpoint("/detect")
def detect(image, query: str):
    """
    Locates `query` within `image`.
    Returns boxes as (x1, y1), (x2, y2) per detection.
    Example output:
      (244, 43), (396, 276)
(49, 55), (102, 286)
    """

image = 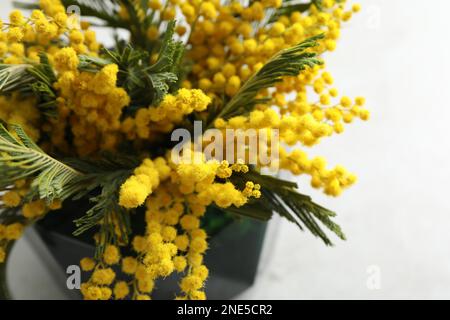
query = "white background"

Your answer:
(3, 0), (450, 299)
